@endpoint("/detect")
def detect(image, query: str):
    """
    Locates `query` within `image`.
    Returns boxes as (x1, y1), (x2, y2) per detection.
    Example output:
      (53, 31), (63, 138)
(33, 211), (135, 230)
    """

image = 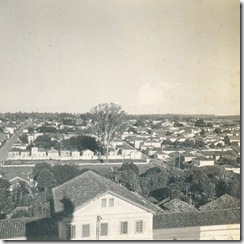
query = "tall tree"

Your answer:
(0, 179), (15, 216)
(90, 103), (127, 162)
